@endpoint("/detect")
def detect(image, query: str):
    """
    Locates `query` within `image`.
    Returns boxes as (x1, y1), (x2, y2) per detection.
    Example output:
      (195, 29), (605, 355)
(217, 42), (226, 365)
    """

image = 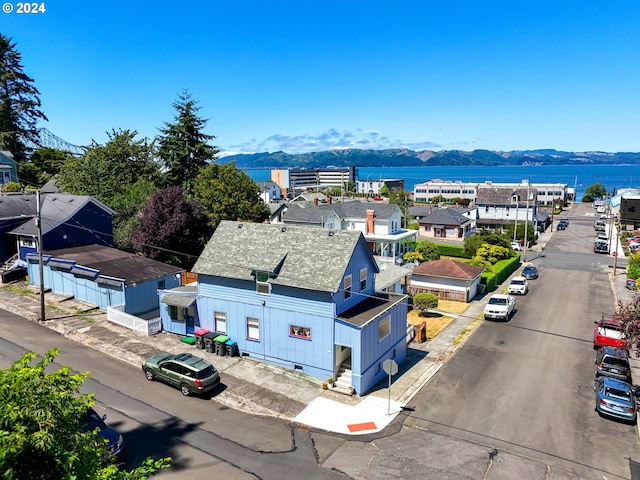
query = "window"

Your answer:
(360, 268), (367, 290)
(169, 305), (185, 322)
(290, 325), (311, 339)
(214, 311), (226, 333)
(378, 316), (390, 340)
(256, 271), (271, 295)
(344, 275), (352, 299)
(247, 317), (260, 340)
(158, 279), (165, 290)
